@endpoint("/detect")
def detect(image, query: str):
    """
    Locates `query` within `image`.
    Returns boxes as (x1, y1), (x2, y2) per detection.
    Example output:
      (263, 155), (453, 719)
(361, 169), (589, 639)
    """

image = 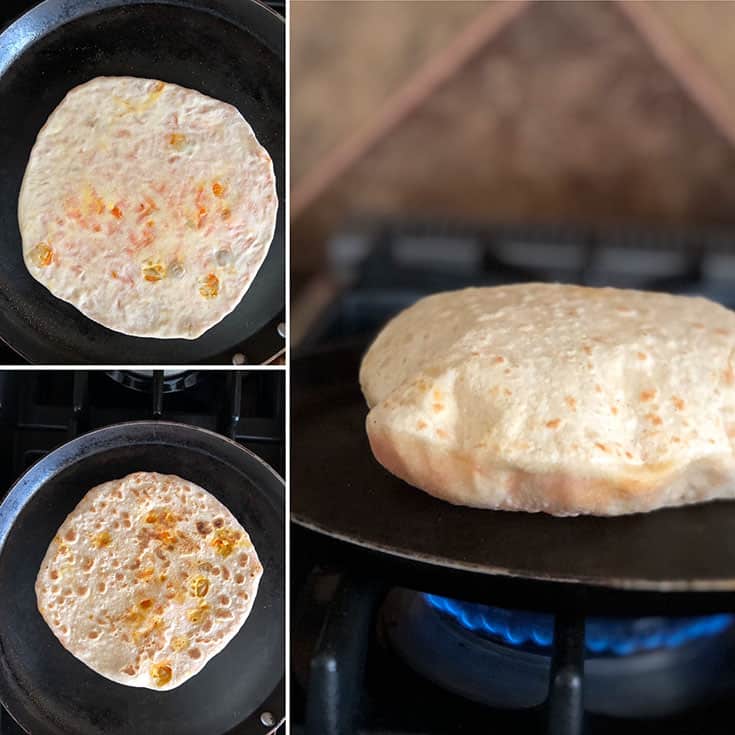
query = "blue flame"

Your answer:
(424, 594), (733, 656)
